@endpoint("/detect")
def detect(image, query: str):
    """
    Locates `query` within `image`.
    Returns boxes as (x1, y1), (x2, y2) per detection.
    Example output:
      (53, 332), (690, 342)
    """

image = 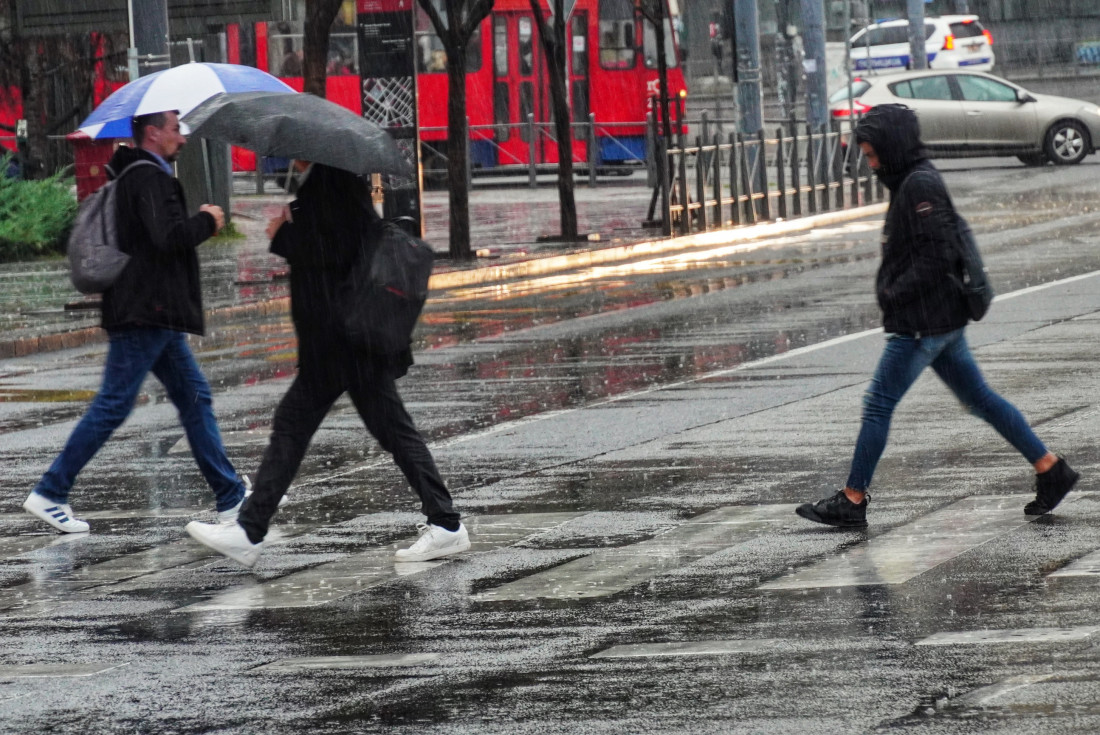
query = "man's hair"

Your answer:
(131, 112), (170, 145)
